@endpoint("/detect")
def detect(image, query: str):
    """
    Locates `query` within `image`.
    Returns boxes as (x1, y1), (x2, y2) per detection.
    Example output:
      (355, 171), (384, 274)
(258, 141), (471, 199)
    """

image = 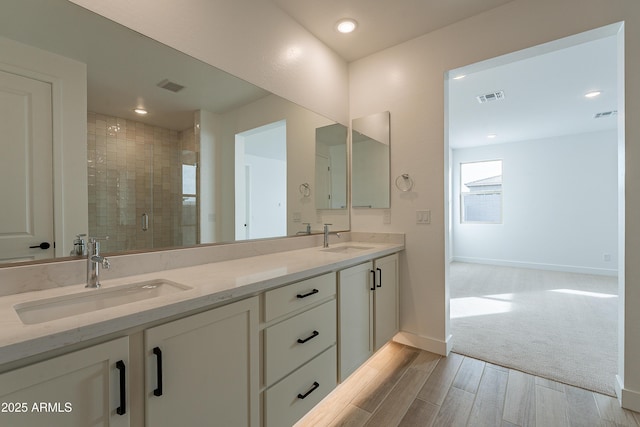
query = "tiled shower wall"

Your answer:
(87, 112), (198, 253)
